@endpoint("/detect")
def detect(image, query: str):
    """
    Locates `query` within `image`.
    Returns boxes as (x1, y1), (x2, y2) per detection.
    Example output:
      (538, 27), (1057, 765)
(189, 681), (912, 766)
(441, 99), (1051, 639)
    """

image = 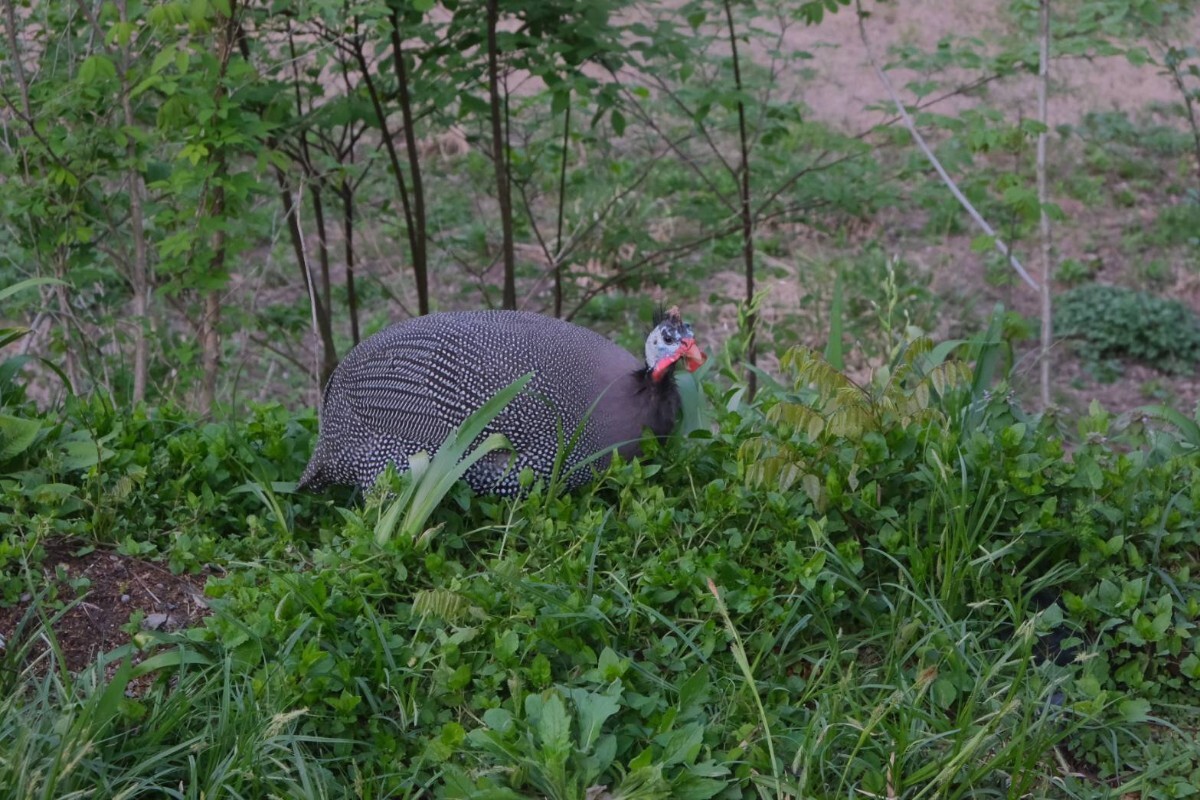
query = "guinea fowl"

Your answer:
(297, 307), (706, 495)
